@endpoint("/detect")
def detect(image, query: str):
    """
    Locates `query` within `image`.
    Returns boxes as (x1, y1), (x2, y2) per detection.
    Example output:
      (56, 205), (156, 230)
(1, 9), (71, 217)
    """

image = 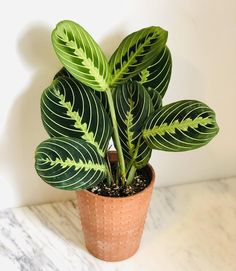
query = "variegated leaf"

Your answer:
(148, 88), (163, 111)
(35, 137), (107, 190)
(132, 46), (172, 98)
(52, 20), (110, 91)
(54, 67), (74, 79)
(133, 139), (152, 169)
(109, 26), (168, 86)
(54, 67), (109, 112)
(114, 81), (154, 168)
(143, 100), (219, 151)
(41, 77), (112, 157)
(134, 88), (162, 167)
